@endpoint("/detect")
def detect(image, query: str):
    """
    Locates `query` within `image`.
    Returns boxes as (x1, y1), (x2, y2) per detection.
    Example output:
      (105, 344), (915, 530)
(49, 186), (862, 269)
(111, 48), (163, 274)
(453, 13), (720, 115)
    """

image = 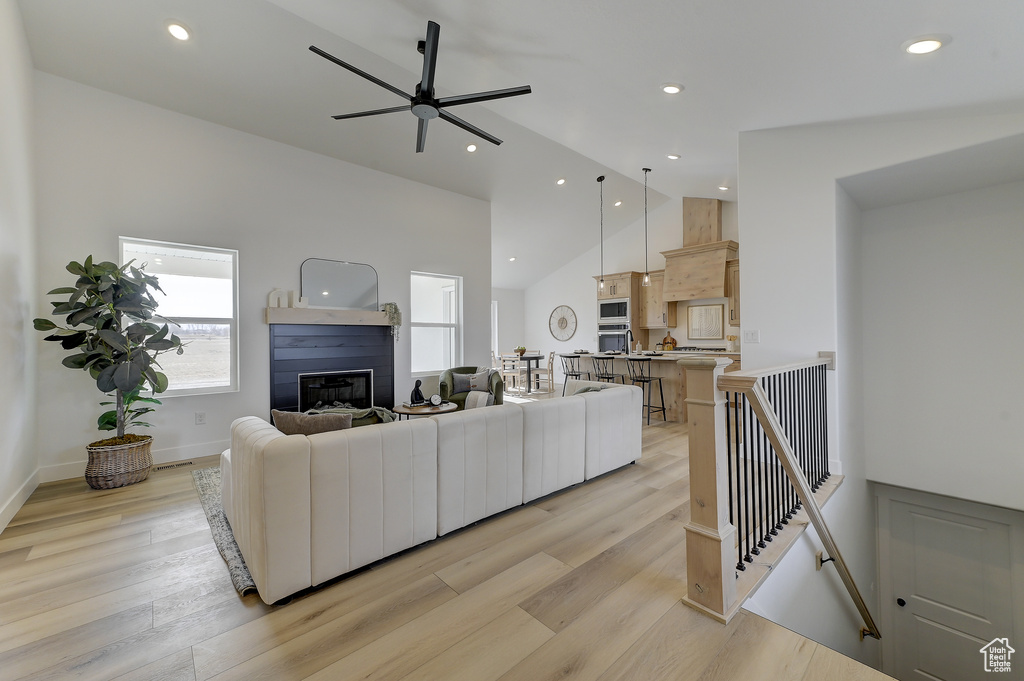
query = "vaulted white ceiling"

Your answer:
(17, 0), (1024, 287)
